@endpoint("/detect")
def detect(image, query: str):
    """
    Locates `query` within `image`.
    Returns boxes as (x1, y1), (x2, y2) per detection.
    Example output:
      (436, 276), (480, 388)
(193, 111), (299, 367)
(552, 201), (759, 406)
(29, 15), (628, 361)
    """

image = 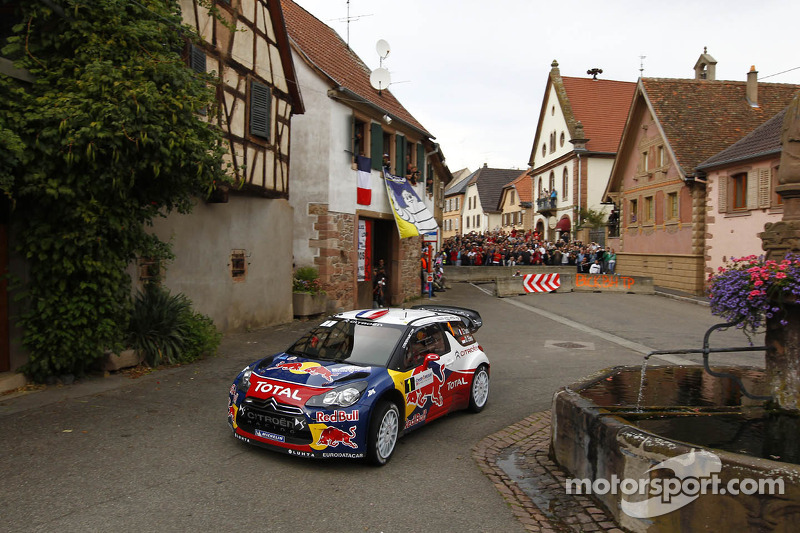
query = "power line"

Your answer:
(759, 66), (800, 80)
